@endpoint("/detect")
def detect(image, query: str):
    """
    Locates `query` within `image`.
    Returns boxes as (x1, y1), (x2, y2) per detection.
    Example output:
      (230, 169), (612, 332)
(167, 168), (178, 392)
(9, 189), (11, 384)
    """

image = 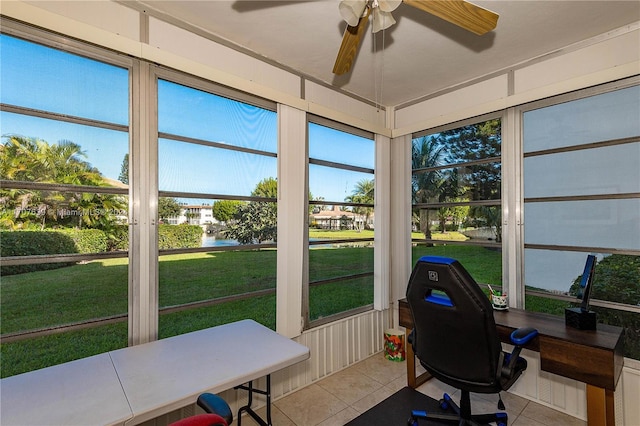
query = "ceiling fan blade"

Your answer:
(403, 0), (498, 35)
(333, 10), (370, 75)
